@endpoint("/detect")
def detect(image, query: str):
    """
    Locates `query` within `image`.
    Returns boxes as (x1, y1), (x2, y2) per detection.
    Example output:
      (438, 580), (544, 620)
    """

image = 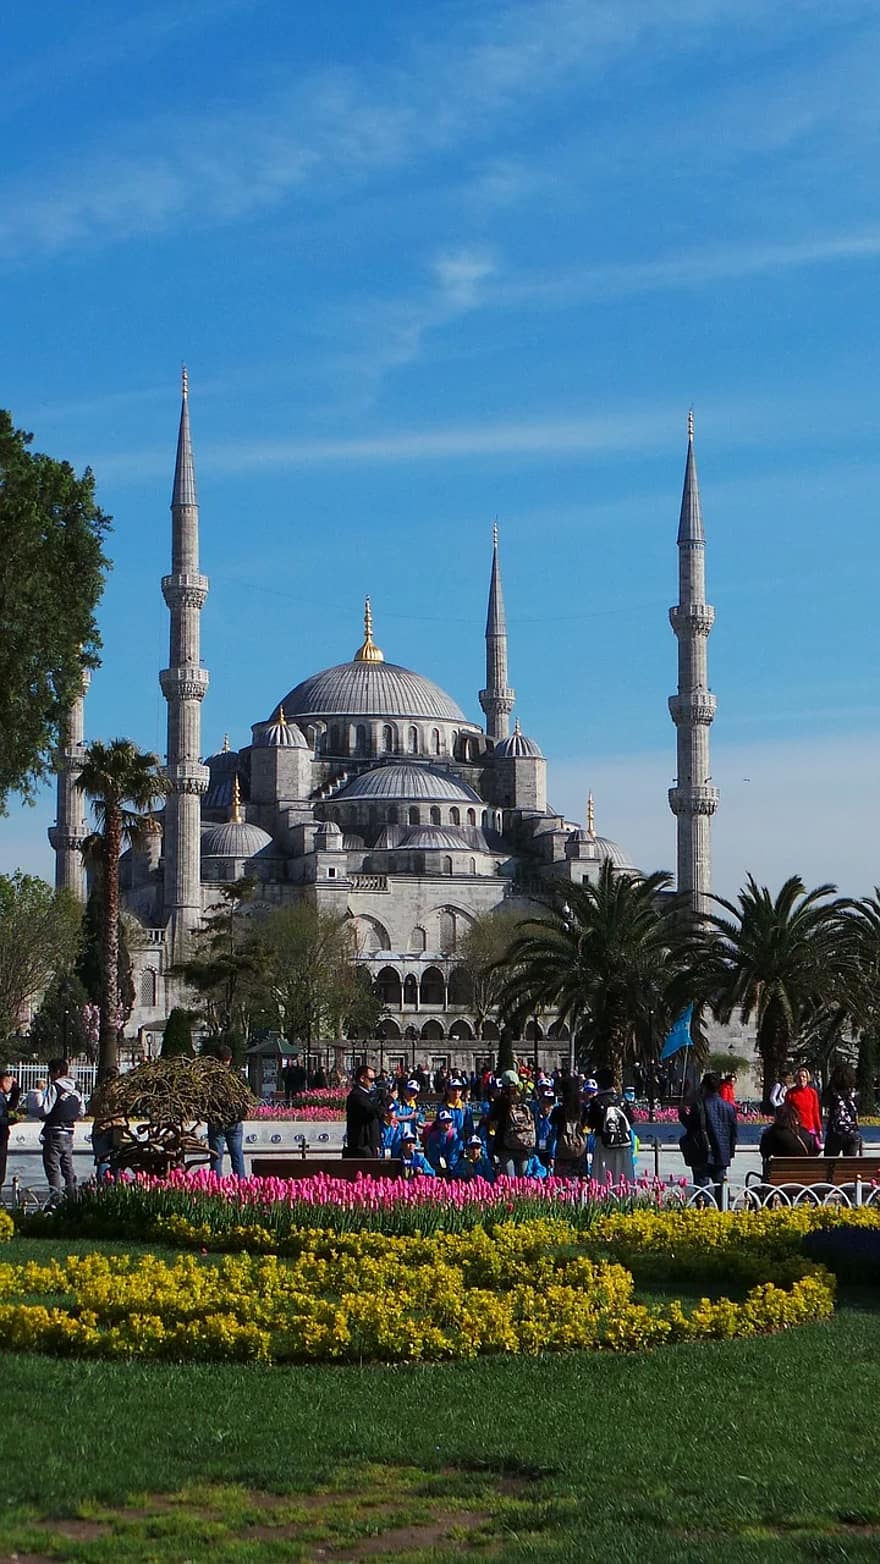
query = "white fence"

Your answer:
(10, 1061), (98, 1097)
